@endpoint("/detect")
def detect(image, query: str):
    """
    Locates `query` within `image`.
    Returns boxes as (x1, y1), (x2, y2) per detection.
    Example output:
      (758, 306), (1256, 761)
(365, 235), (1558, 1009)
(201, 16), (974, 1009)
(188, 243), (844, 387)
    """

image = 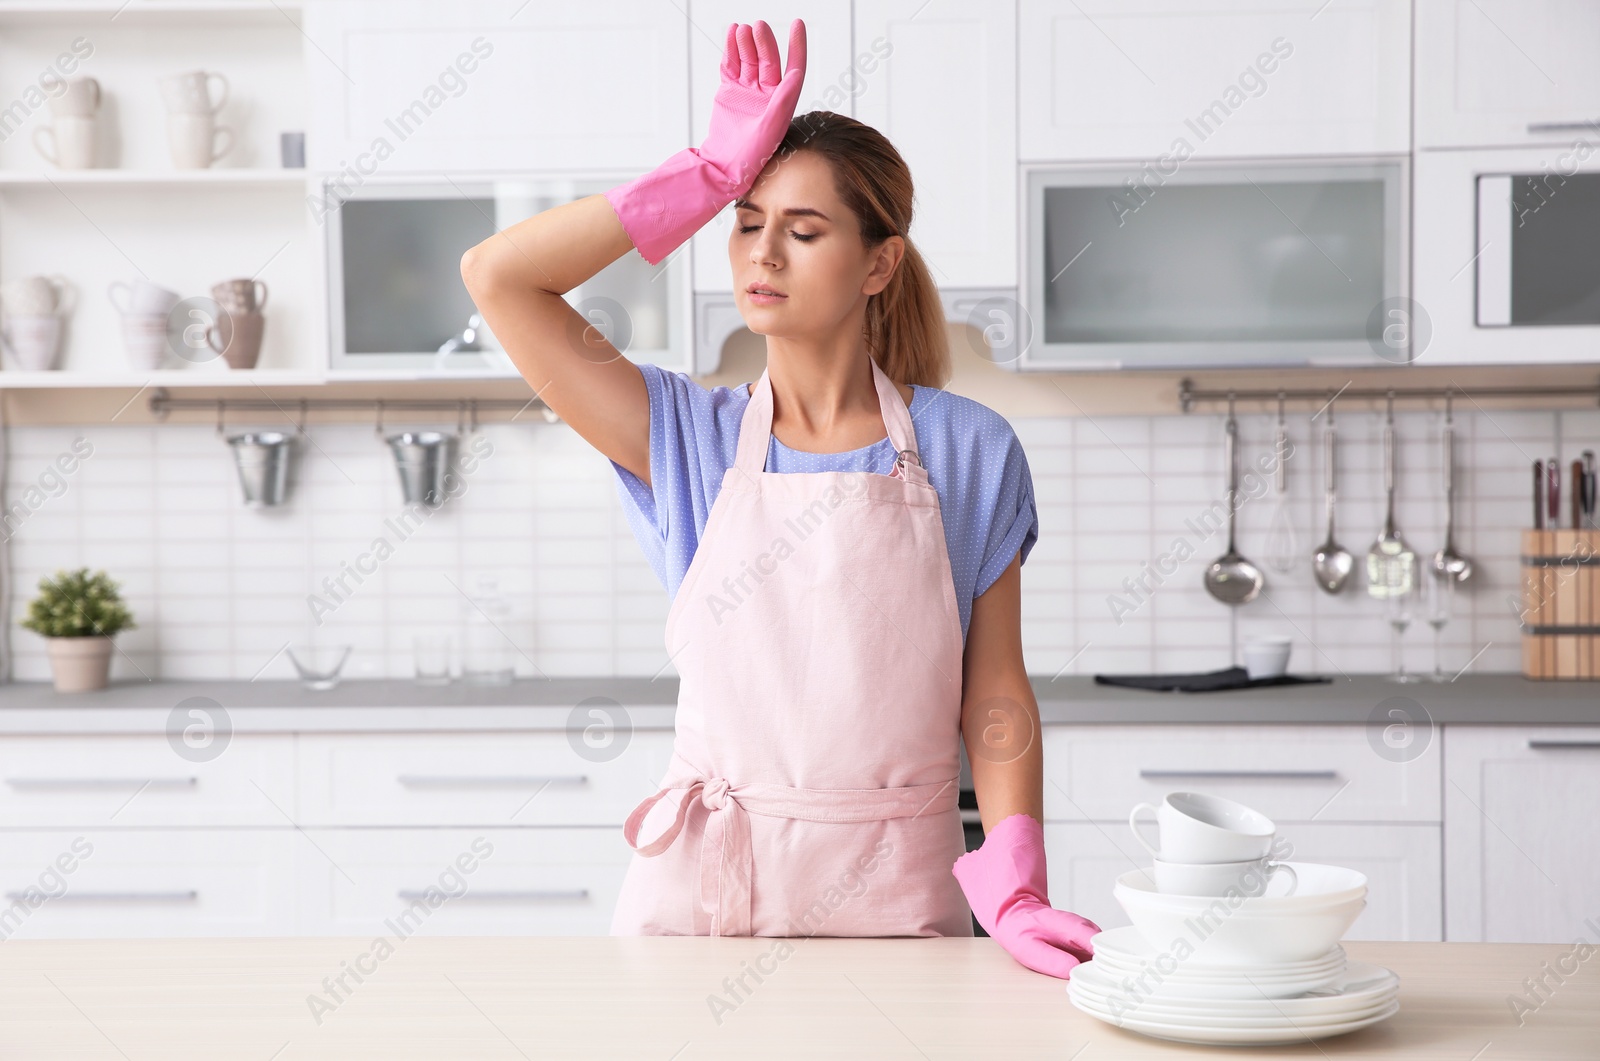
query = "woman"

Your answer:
(461, 18), (1098, 978)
